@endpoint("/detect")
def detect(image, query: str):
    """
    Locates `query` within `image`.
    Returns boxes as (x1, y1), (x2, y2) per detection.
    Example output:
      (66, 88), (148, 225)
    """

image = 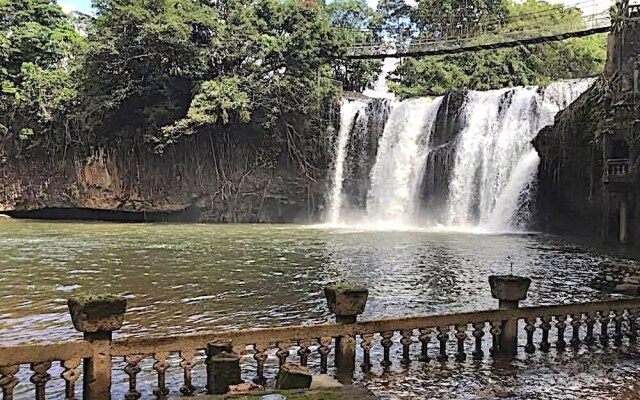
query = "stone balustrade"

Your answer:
(1, 277), (639, 400)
